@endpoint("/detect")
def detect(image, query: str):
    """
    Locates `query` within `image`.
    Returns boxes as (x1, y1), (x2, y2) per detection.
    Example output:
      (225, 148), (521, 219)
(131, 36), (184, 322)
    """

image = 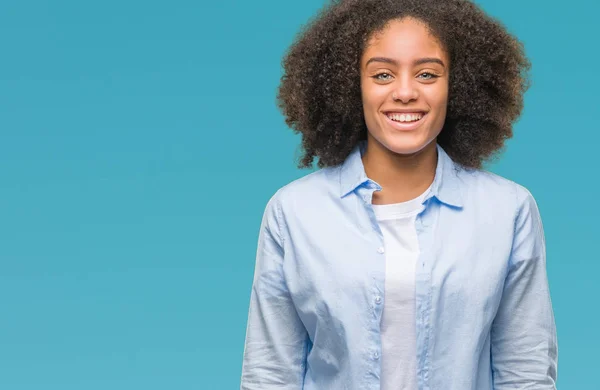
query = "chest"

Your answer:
(281, 196), (514, 335)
